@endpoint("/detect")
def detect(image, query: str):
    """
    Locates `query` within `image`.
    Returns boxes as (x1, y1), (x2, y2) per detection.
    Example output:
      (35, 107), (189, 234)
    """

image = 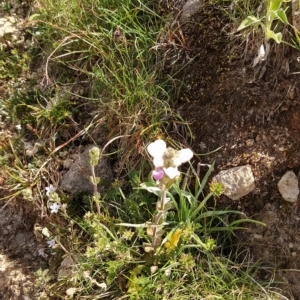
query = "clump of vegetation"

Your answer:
(235, 0), (300, 64)
(37, 140), (282, 299)
(1, 0), (295, 299)
(237, 0), (290, 44)
(25, 0), (182, 170)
